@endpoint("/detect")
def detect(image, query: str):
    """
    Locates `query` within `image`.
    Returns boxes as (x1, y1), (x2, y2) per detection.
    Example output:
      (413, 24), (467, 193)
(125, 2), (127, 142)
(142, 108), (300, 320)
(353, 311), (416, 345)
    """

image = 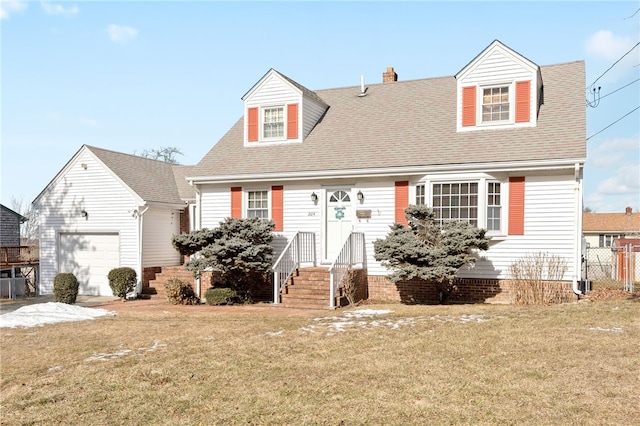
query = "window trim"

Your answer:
(245, 188), (270, 221)
(416, 178), (507, 236)
(478, 82), (513, 126)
